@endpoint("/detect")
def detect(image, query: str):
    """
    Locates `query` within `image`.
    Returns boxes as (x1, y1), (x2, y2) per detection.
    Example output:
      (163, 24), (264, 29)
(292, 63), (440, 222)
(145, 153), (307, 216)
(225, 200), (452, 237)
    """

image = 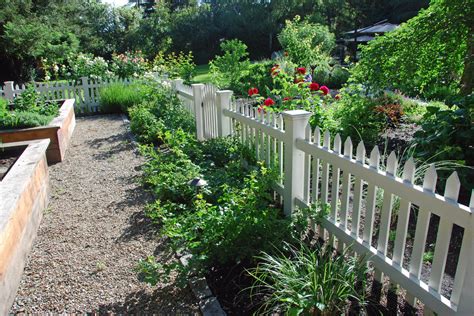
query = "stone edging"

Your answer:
(120, 115), (226, 316)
